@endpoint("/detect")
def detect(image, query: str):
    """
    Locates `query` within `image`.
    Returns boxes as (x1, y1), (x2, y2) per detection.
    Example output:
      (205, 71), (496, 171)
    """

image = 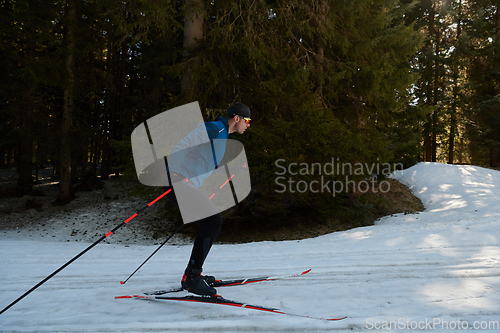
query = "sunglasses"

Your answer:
(240, 116), (251, 124)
